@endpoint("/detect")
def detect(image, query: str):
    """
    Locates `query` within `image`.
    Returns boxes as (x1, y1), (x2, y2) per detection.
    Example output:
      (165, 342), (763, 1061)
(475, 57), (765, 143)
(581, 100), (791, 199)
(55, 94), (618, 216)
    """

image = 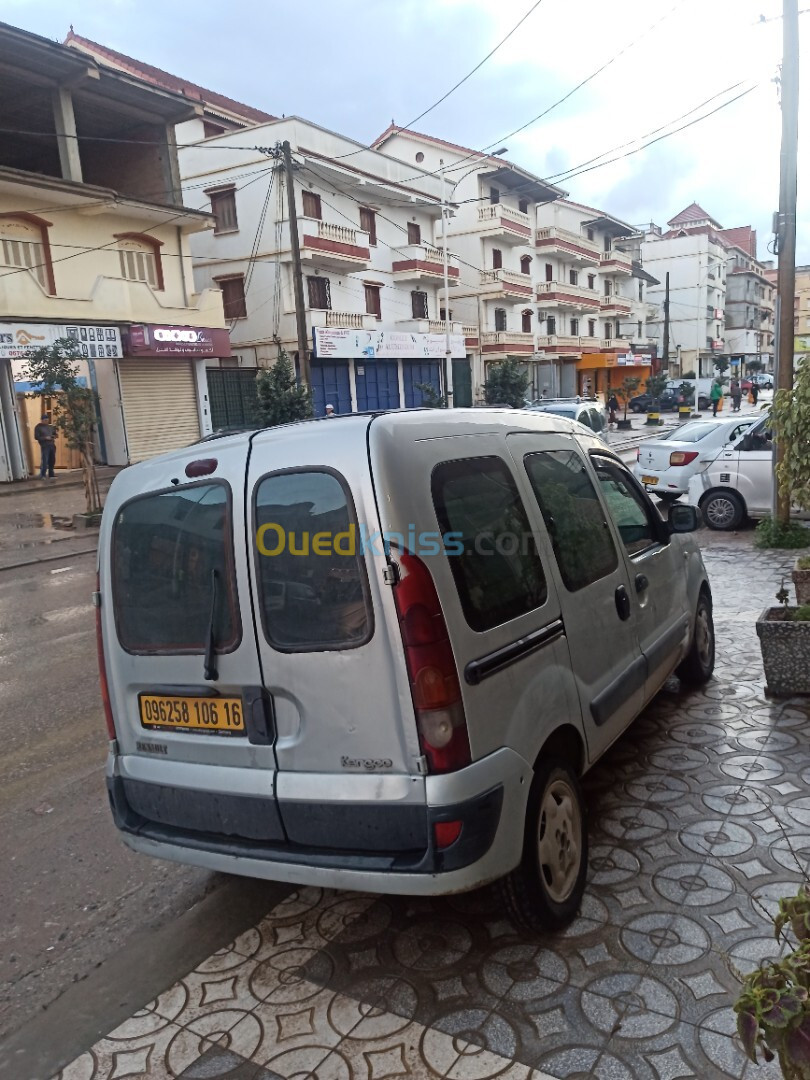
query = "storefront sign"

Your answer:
(0, 322), (123, 360)
(616, 353), (652, 366)
(126, 324), (231, 358)
(314, 327), (466, 360)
